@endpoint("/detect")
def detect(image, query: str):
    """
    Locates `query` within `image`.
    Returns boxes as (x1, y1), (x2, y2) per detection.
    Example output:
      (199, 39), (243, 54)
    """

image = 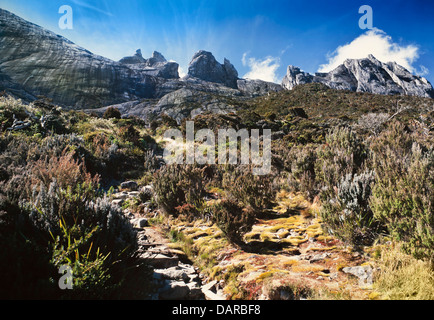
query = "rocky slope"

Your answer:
(0, 8), (162, 108)
(282, 54), (434, 98)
